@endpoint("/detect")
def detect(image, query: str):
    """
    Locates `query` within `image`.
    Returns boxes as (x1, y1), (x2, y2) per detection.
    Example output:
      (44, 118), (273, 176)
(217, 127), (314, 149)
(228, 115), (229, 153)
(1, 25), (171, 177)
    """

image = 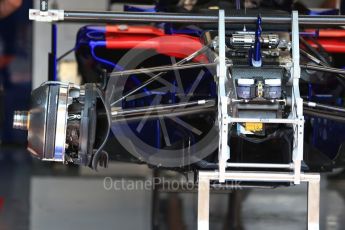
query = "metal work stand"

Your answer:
(197, 171), (321, 230)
